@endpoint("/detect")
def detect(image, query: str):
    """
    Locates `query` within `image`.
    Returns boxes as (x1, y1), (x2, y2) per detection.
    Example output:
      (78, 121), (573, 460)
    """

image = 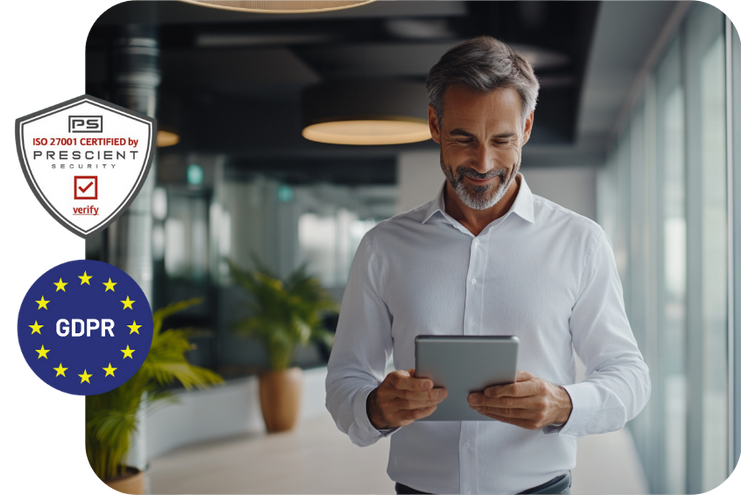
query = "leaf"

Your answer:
(227, 256), (338, 371)
(152, 298), (204, 335)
